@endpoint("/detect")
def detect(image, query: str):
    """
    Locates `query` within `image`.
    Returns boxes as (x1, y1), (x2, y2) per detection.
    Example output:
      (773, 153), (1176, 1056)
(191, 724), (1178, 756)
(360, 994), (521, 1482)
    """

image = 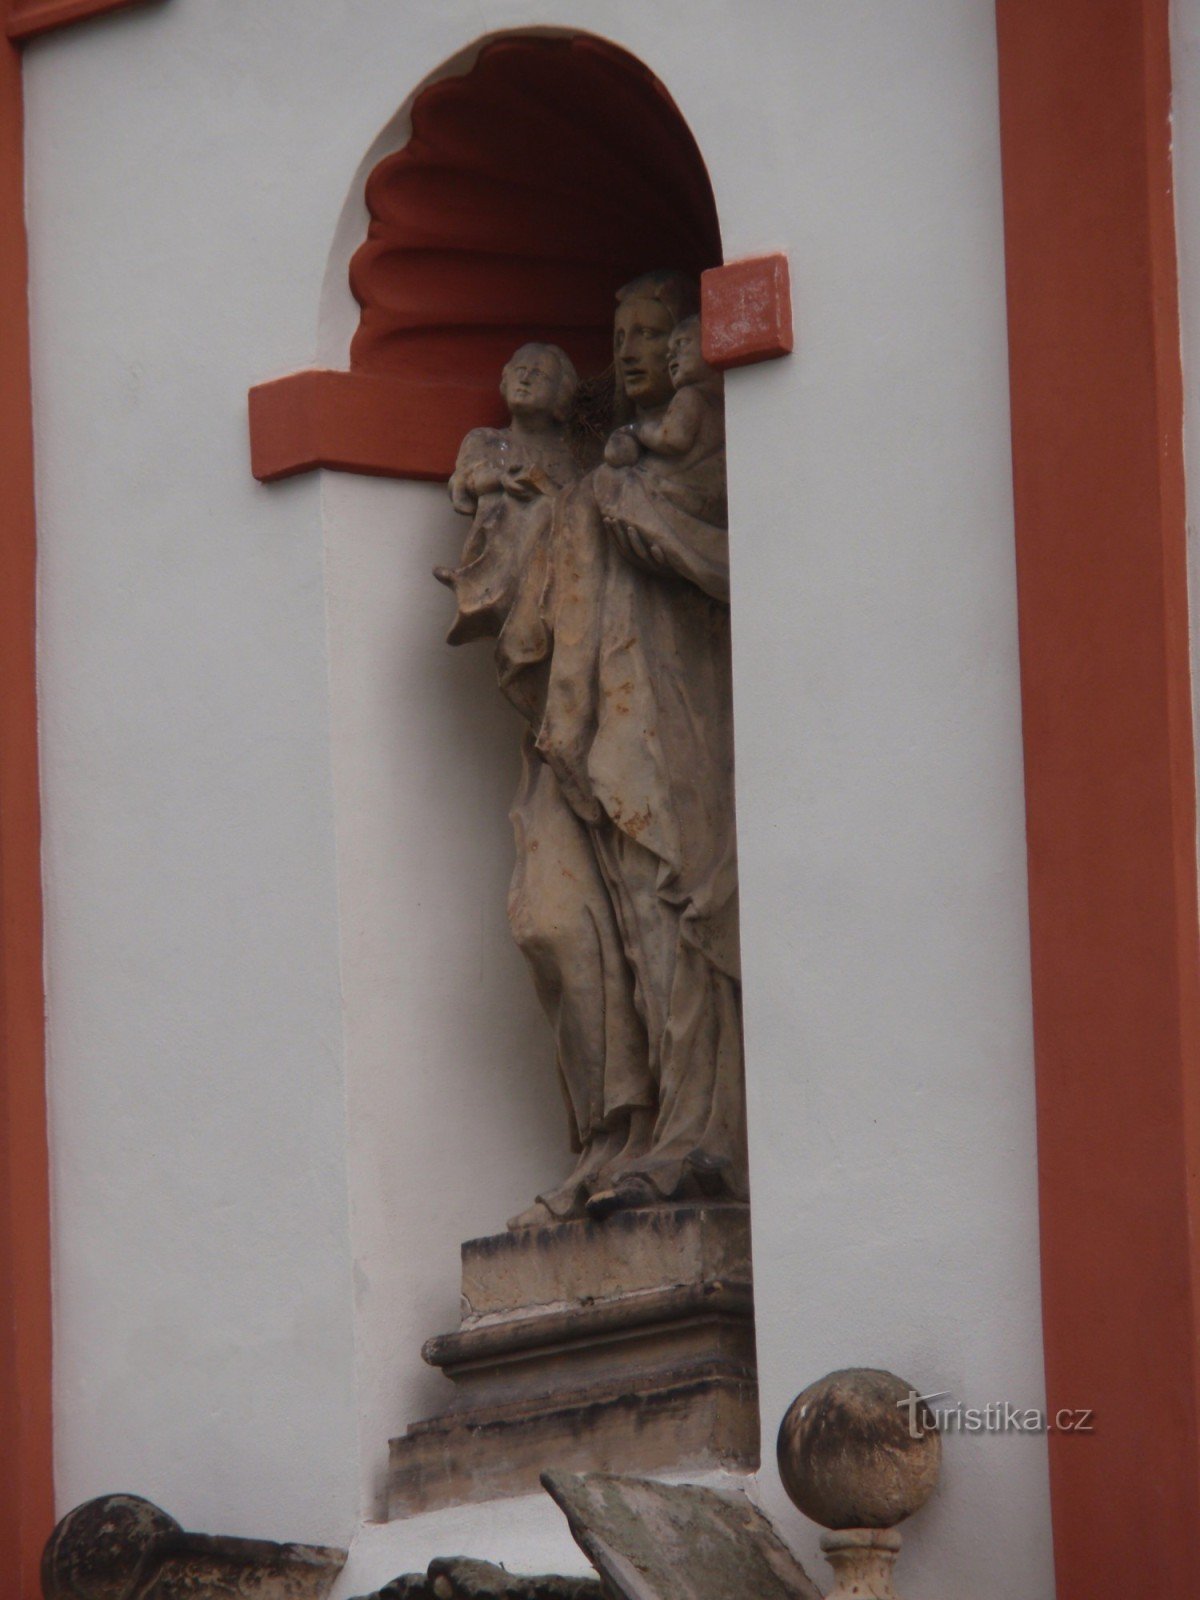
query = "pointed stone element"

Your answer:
(541, 1471), (822, 1600)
